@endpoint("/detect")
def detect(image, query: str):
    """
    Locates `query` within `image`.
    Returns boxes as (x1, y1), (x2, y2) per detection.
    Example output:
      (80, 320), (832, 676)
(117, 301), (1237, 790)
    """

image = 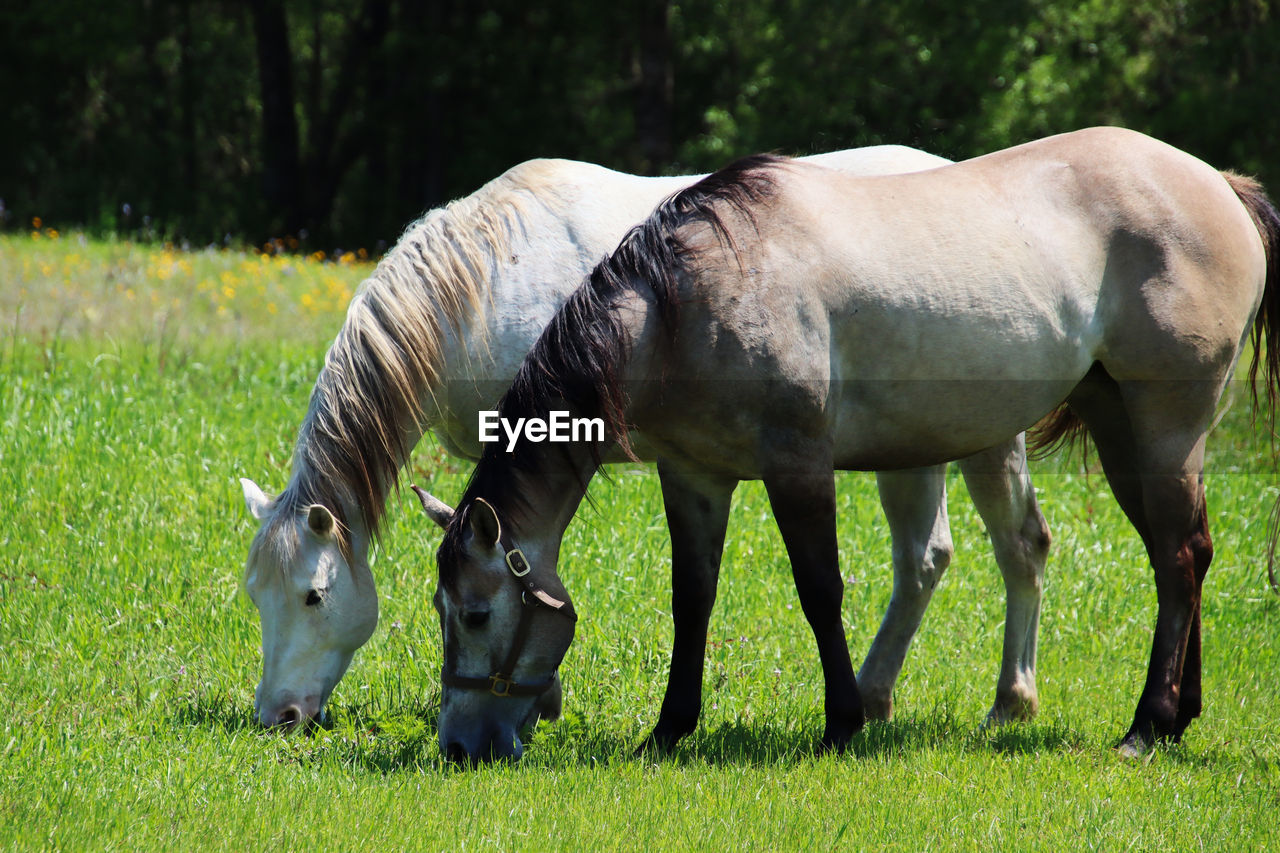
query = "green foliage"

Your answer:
(2, 235), (1280, 847)
(978, 0), (1280, 178)
(3, 1), (1278, 246)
